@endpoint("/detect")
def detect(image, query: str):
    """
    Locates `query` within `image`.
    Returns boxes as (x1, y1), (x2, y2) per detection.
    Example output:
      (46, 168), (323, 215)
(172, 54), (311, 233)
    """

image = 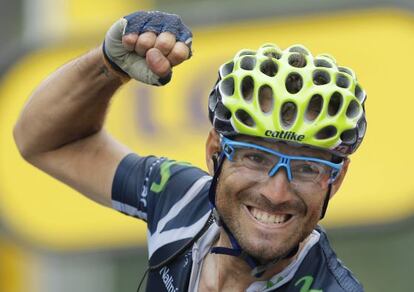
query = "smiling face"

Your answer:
(206, 130), (349, 264)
